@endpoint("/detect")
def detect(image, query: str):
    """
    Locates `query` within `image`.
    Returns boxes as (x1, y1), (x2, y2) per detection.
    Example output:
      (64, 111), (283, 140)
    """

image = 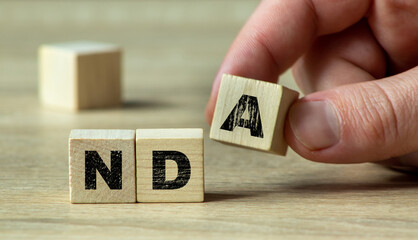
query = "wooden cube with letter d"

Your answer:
(136, 129), (204, 202)
(210, 74), (299, 155)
